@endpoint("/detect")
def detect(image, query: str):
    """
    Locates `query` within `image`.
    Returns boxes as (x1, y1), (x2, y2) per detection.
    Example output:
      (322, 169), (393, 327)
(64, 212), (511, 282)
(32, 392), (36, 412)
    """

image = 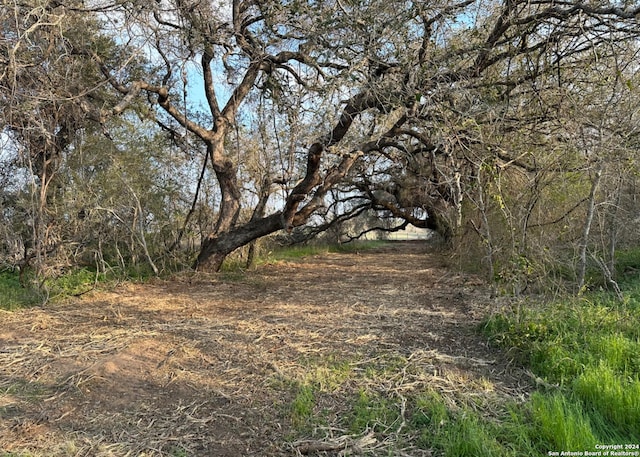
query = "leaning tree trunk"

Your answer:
(194, 213), (285, 272)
